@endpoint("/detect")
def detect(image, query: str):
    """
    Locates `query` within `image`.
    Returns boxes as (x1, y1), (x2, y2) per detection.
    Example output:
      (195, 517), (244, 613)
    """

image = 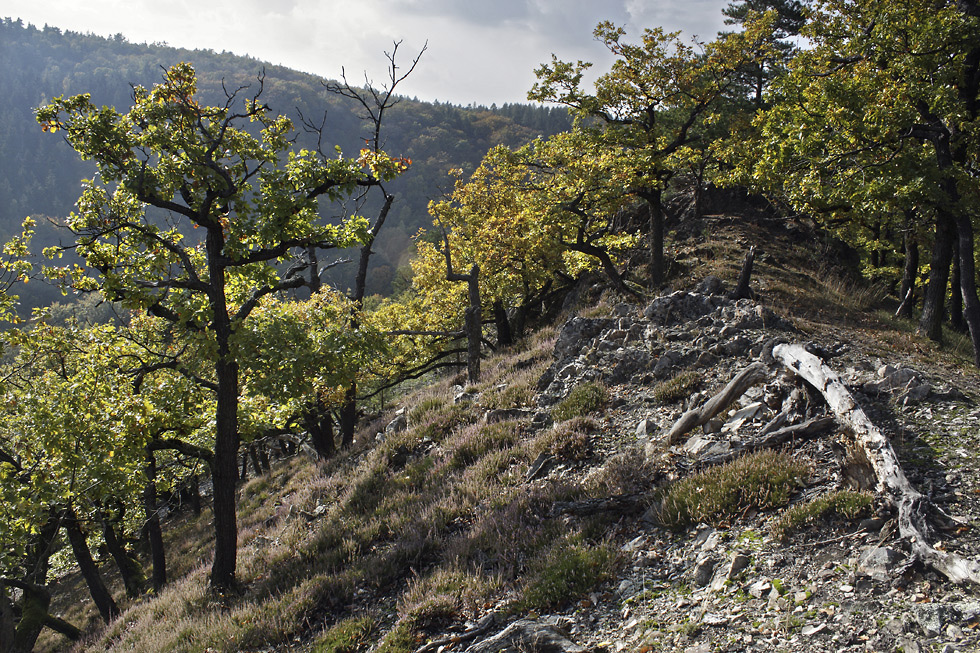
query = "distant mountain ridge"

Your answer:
(0, 18), (571, 309)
